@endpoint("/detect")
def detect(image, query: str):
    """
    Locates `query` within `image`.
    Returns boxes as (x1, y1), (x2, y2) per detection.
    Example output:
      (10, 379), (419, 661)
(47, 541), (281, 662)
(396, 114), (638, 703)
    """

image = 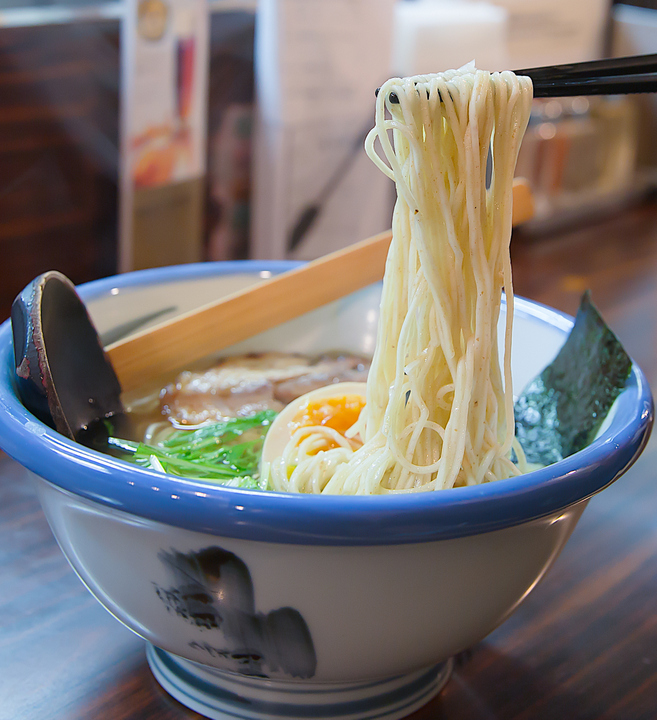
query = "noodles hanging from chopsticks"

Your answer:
(269, 66), (533, 494)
